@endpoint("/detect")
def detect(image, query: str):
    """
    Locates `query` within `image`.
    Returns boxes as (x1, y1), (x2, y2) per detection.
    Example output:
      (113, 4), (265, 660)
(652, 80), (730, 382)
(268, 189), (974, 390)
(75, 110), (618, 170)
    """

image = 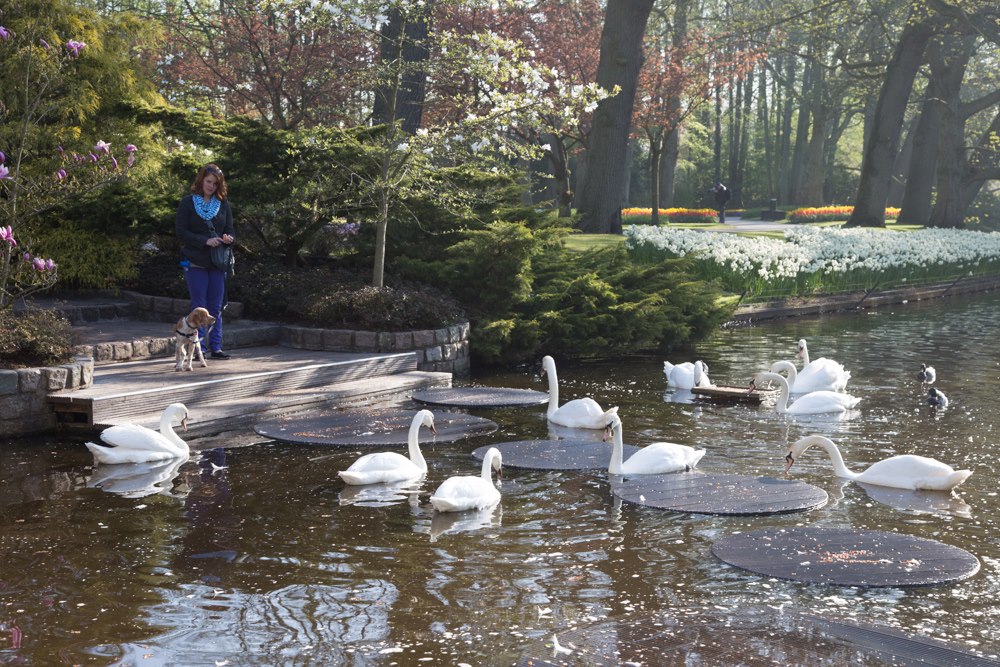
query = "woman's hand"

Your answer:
(221, 234), (234, 244)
